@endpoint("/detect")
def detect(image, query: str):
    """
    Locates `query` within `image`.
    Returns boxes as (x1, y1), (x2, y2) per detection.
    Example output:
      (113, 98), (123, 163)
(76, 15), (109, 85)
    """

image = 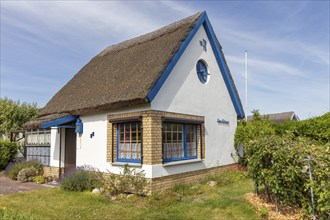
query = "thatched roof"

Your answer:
(29, 11), (244, 129)
(23, 113), (71, 129)
(247, 111), (300, 123)
(39, 12), (203, 116)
